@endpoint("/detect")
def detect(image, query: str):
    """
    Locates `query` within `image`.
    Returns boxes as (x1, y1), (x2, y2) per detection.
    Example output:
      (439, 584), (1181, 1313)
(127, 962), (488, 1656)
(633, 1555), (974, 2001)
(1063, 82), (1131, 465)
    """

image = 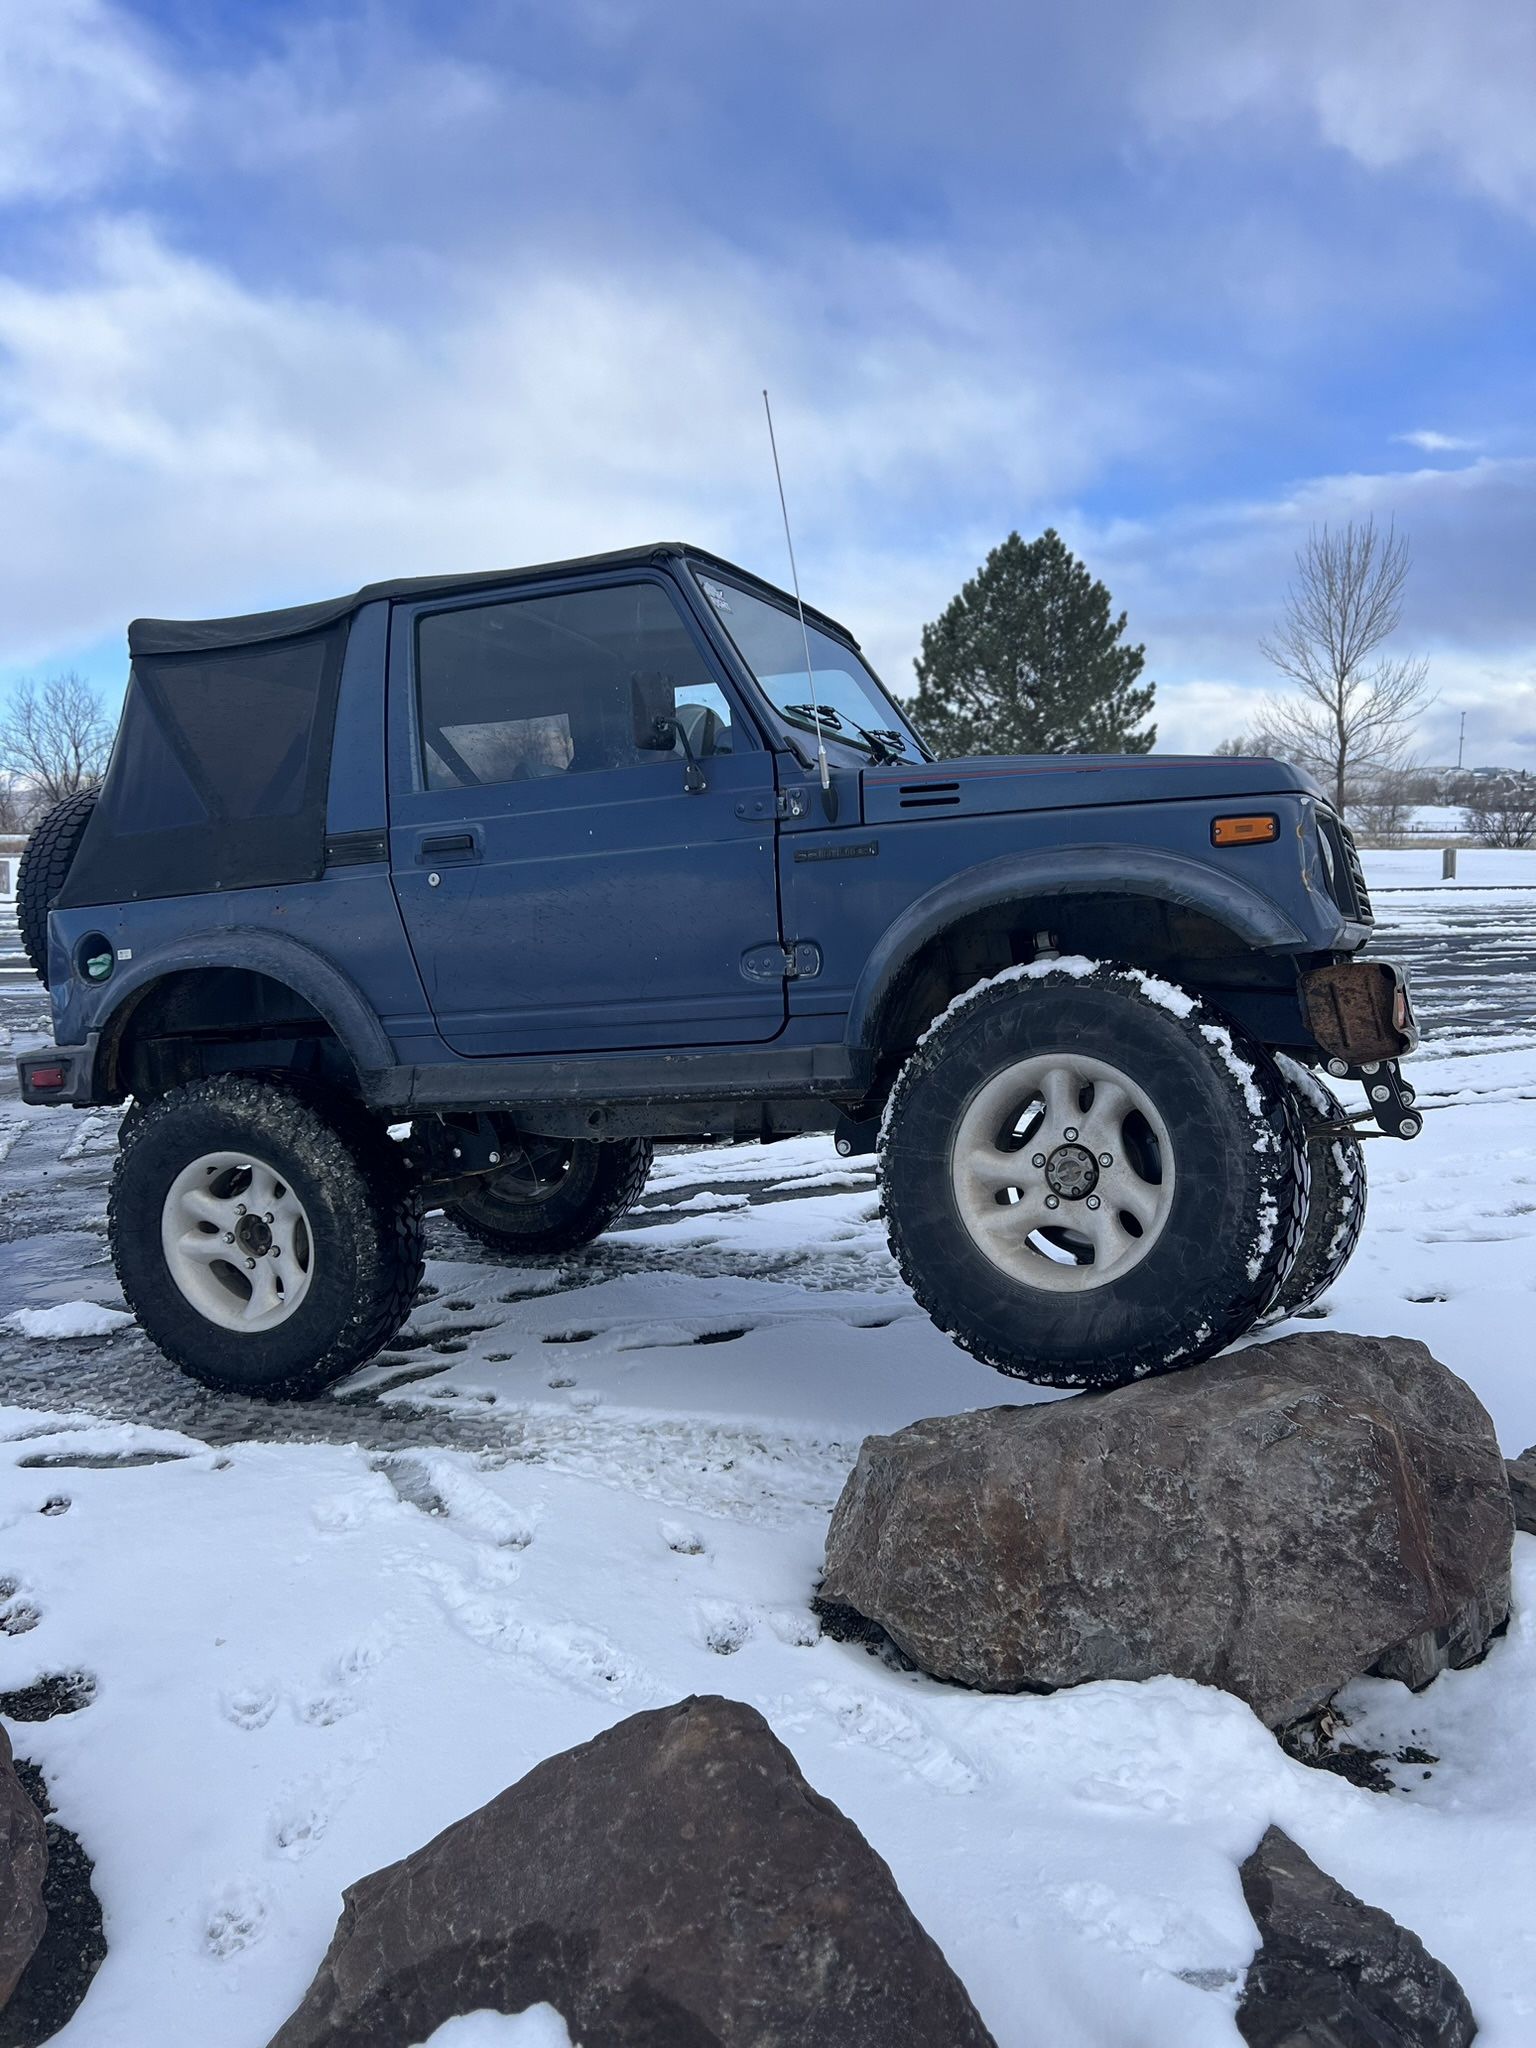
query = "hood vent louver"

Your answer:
(896, 780), (962, 809)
